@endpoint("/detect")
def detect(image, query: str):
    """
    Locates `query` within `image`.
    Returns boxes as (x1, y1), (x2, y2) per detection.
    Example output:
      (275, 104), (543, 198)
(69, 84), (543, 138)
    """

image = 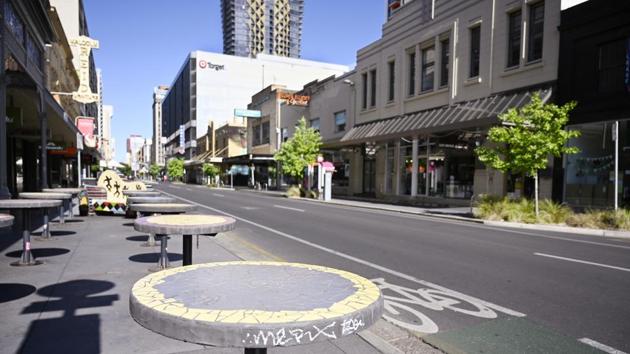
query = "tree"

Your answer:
(475, 93), (580, 217)
(202, 163), (220, 185)
(117, 163), (132, 178)
(149, 164), (162, 180)
(274, 117), (322, 183)
(167, 158), (185, 181)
